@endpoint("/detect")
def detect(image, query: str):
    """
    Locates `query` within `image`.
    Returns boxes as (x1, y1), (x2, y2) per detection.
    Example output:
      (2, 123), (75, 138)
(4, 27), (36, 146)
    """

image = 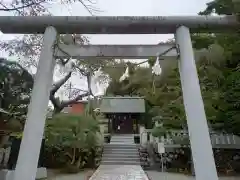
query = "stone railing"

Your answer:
(0, 146), (11, 168)
(139, 127), (240, 149)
